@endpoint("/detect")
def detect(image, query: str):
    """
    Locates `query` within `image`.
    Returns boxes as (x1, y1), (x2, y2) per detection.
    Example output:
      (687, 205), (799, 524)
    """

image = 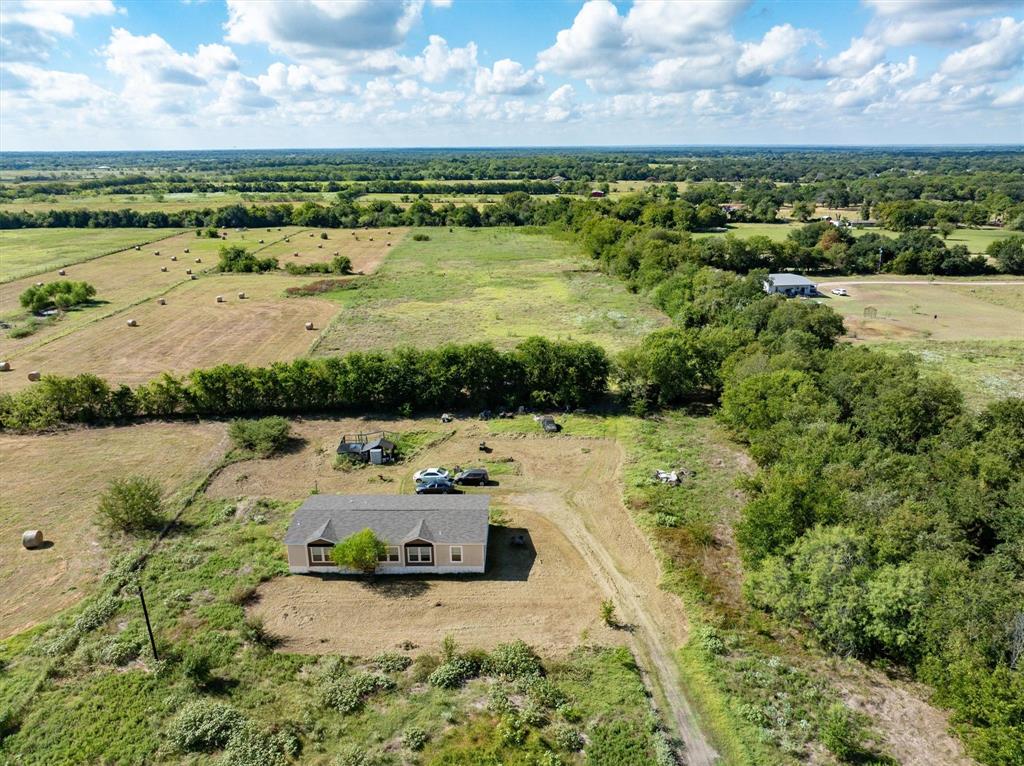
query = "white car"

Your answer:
(830, 288), (849, 296)
(414, 467), (450, 483)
